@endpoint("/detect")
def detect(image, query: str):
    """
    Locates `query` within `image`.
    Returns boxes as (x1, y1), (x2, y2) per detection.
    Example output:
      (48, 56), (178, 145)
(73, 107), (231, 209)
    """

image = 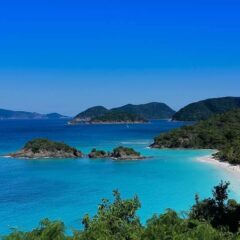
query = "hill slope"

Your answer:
(172, 97), (240, 121)
(70, 106), (108, 123)
(91, 110), (147, 123)
(112, 102), (175, 119)
(152, 109), (240, 164)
